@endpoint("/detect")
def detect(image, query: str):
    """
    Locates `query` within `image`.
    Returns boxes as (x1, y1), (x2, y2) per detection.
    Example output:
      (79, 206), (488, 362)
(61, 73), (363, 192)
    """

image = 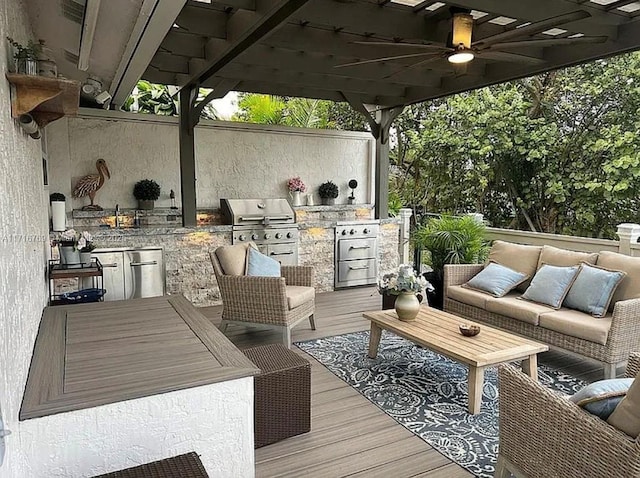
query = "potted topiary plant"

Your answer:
(133, 179), (161, 210)
(413, 215), (489, 309)
(318, 180), (339, 205)
(7, 37), (41, 75)
(50, 192), (66, 232)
